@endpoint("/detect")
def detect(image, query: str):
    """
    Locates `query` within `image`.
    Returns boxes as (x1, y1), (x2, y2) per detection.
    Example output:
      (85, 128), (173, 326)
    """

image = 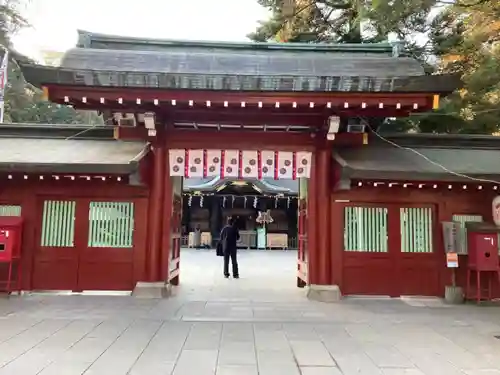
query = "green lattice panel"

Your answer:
(344, 206), (388, 252)
(88, 202), (135, 248)
(0, 205), (21, 217)
(40, 201), (76, 247)
(400, 207), (433, 253)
